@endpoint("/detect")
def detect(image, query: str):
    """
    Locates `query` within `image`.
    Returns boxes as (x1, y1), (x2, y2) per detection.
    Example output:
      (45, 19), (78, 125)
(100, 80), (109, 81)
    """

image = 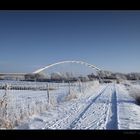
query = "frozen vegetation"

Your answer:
(0, 80), (99, 129)
(0, 80), (140, 129)
(123, 80), (140, 105)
